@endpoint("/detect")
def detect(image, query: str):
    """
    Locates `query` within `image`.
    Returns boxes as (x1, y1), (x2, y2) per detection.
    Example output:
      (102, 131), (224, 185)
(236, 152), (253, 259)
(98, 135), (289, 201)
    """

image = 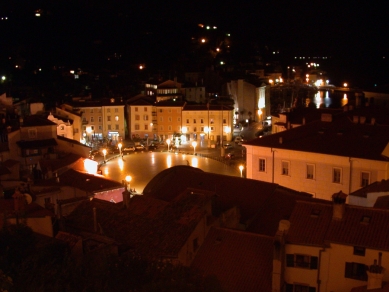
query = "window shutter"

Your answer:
(286, 254), (294, 267)
(285, 283), (293, 292)
(345, 262), (353, 278)
(310, 256), (318, 269)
